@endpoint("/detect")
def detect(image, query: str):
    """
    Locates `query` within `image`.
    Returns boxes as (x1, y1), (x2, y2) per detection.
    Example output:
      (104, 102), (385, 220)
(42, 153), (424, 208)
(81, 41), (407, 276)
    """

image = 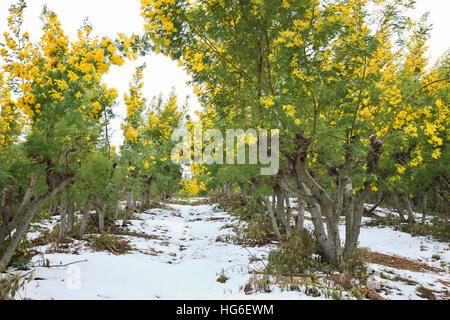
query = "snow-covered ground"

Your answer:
(11, 202), (450, 300)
